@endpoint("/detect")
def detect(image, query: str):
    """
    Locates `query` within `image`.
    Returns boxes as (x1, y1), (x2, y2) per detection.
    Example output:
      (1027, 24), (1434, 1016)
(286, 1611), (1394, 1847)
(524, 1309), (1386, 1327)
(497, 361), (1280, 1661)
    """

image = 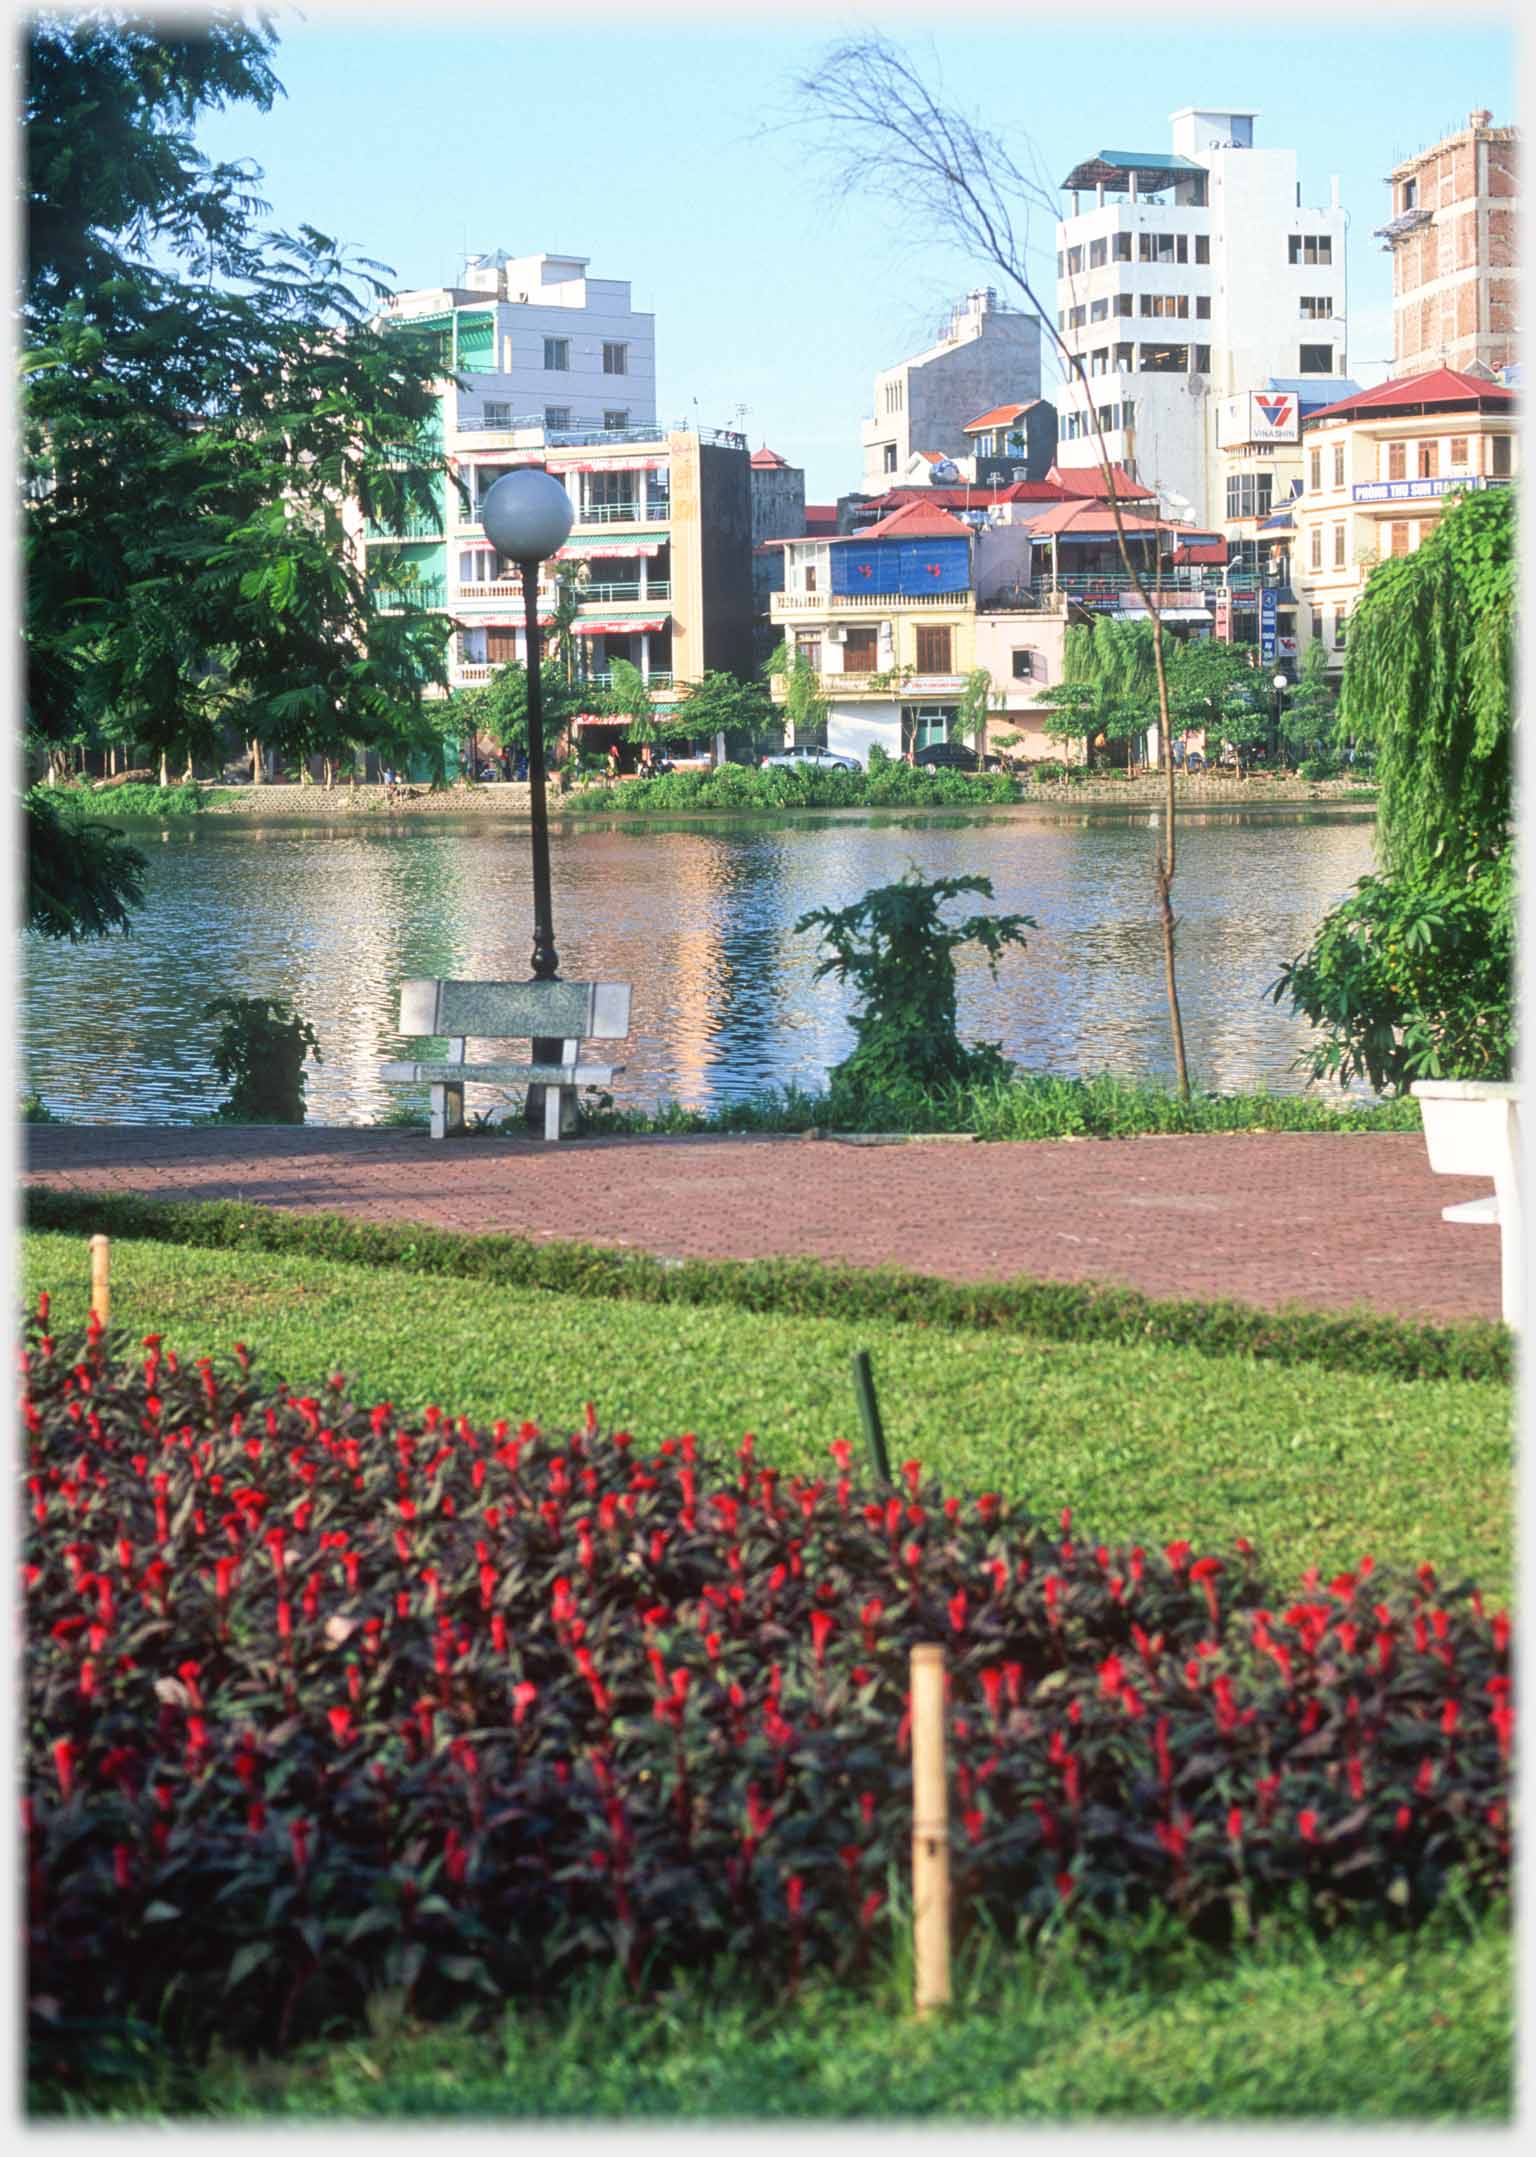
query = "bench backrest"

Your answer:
(399, 979), (631, 1041)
